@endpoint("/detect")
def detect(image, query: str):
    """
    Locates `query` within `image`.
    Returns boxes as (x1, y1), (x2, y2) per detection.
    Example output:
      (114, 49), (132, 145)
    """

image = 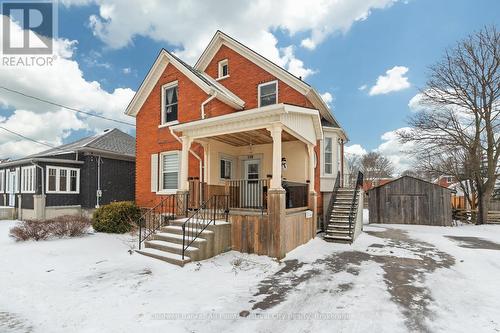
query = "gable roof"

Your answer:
(194, 30), (342, 128)
(30, 128), (135, 158)
(367, 175), (452, 192)
(125, 49), (245, 117)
